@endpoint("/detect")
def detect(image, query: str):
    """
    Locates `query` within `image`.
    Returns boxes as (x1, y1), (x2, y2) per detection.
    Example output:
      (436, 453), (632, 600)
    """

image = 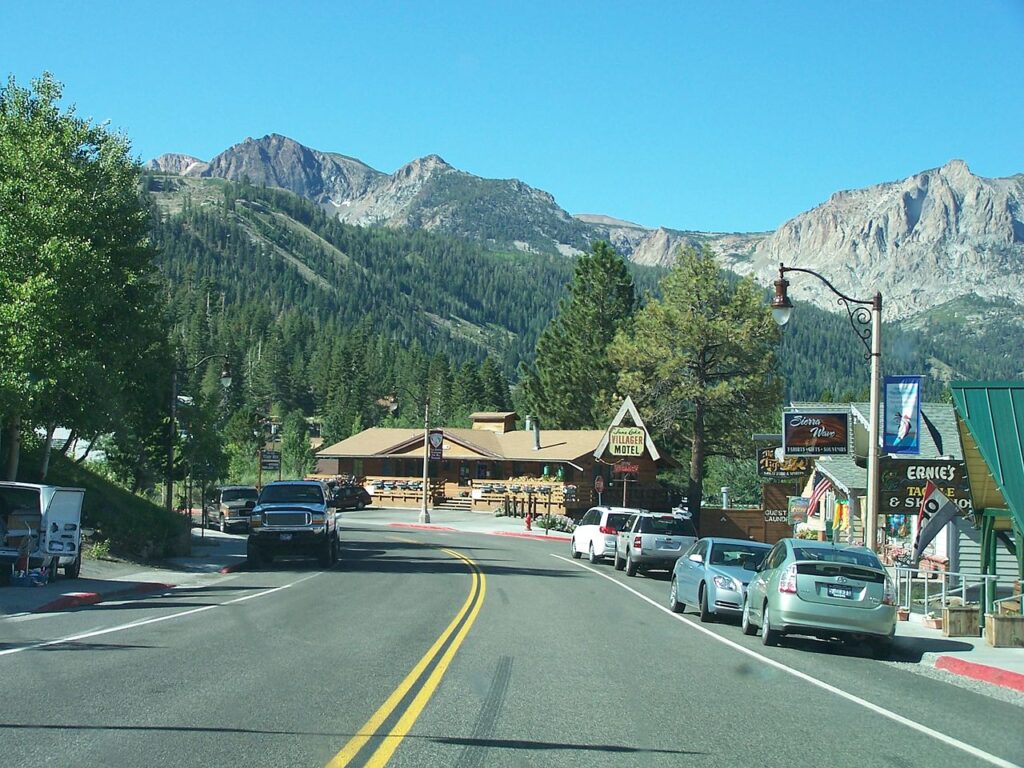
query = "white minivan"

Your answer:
(569, 506), (639, 563)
